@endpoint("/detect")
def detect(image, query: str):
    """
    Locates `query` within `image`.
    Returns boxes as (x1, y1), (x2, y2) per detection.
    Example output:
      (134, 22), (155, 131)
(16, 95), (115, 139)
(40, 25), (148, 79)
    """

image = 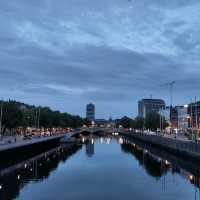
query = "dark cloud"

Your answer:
(0, 0), (200, 118)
